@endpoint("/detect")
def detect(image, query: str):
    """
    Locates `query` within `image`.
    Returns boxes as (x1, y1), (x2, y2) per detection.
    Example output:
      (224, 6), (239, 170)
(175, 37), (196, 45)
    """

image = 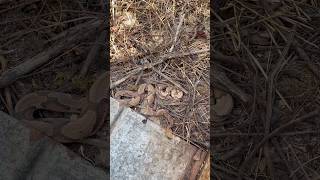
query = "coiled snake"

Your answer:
(114, 83), (183, 128)
(14, 72), (107, 143)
